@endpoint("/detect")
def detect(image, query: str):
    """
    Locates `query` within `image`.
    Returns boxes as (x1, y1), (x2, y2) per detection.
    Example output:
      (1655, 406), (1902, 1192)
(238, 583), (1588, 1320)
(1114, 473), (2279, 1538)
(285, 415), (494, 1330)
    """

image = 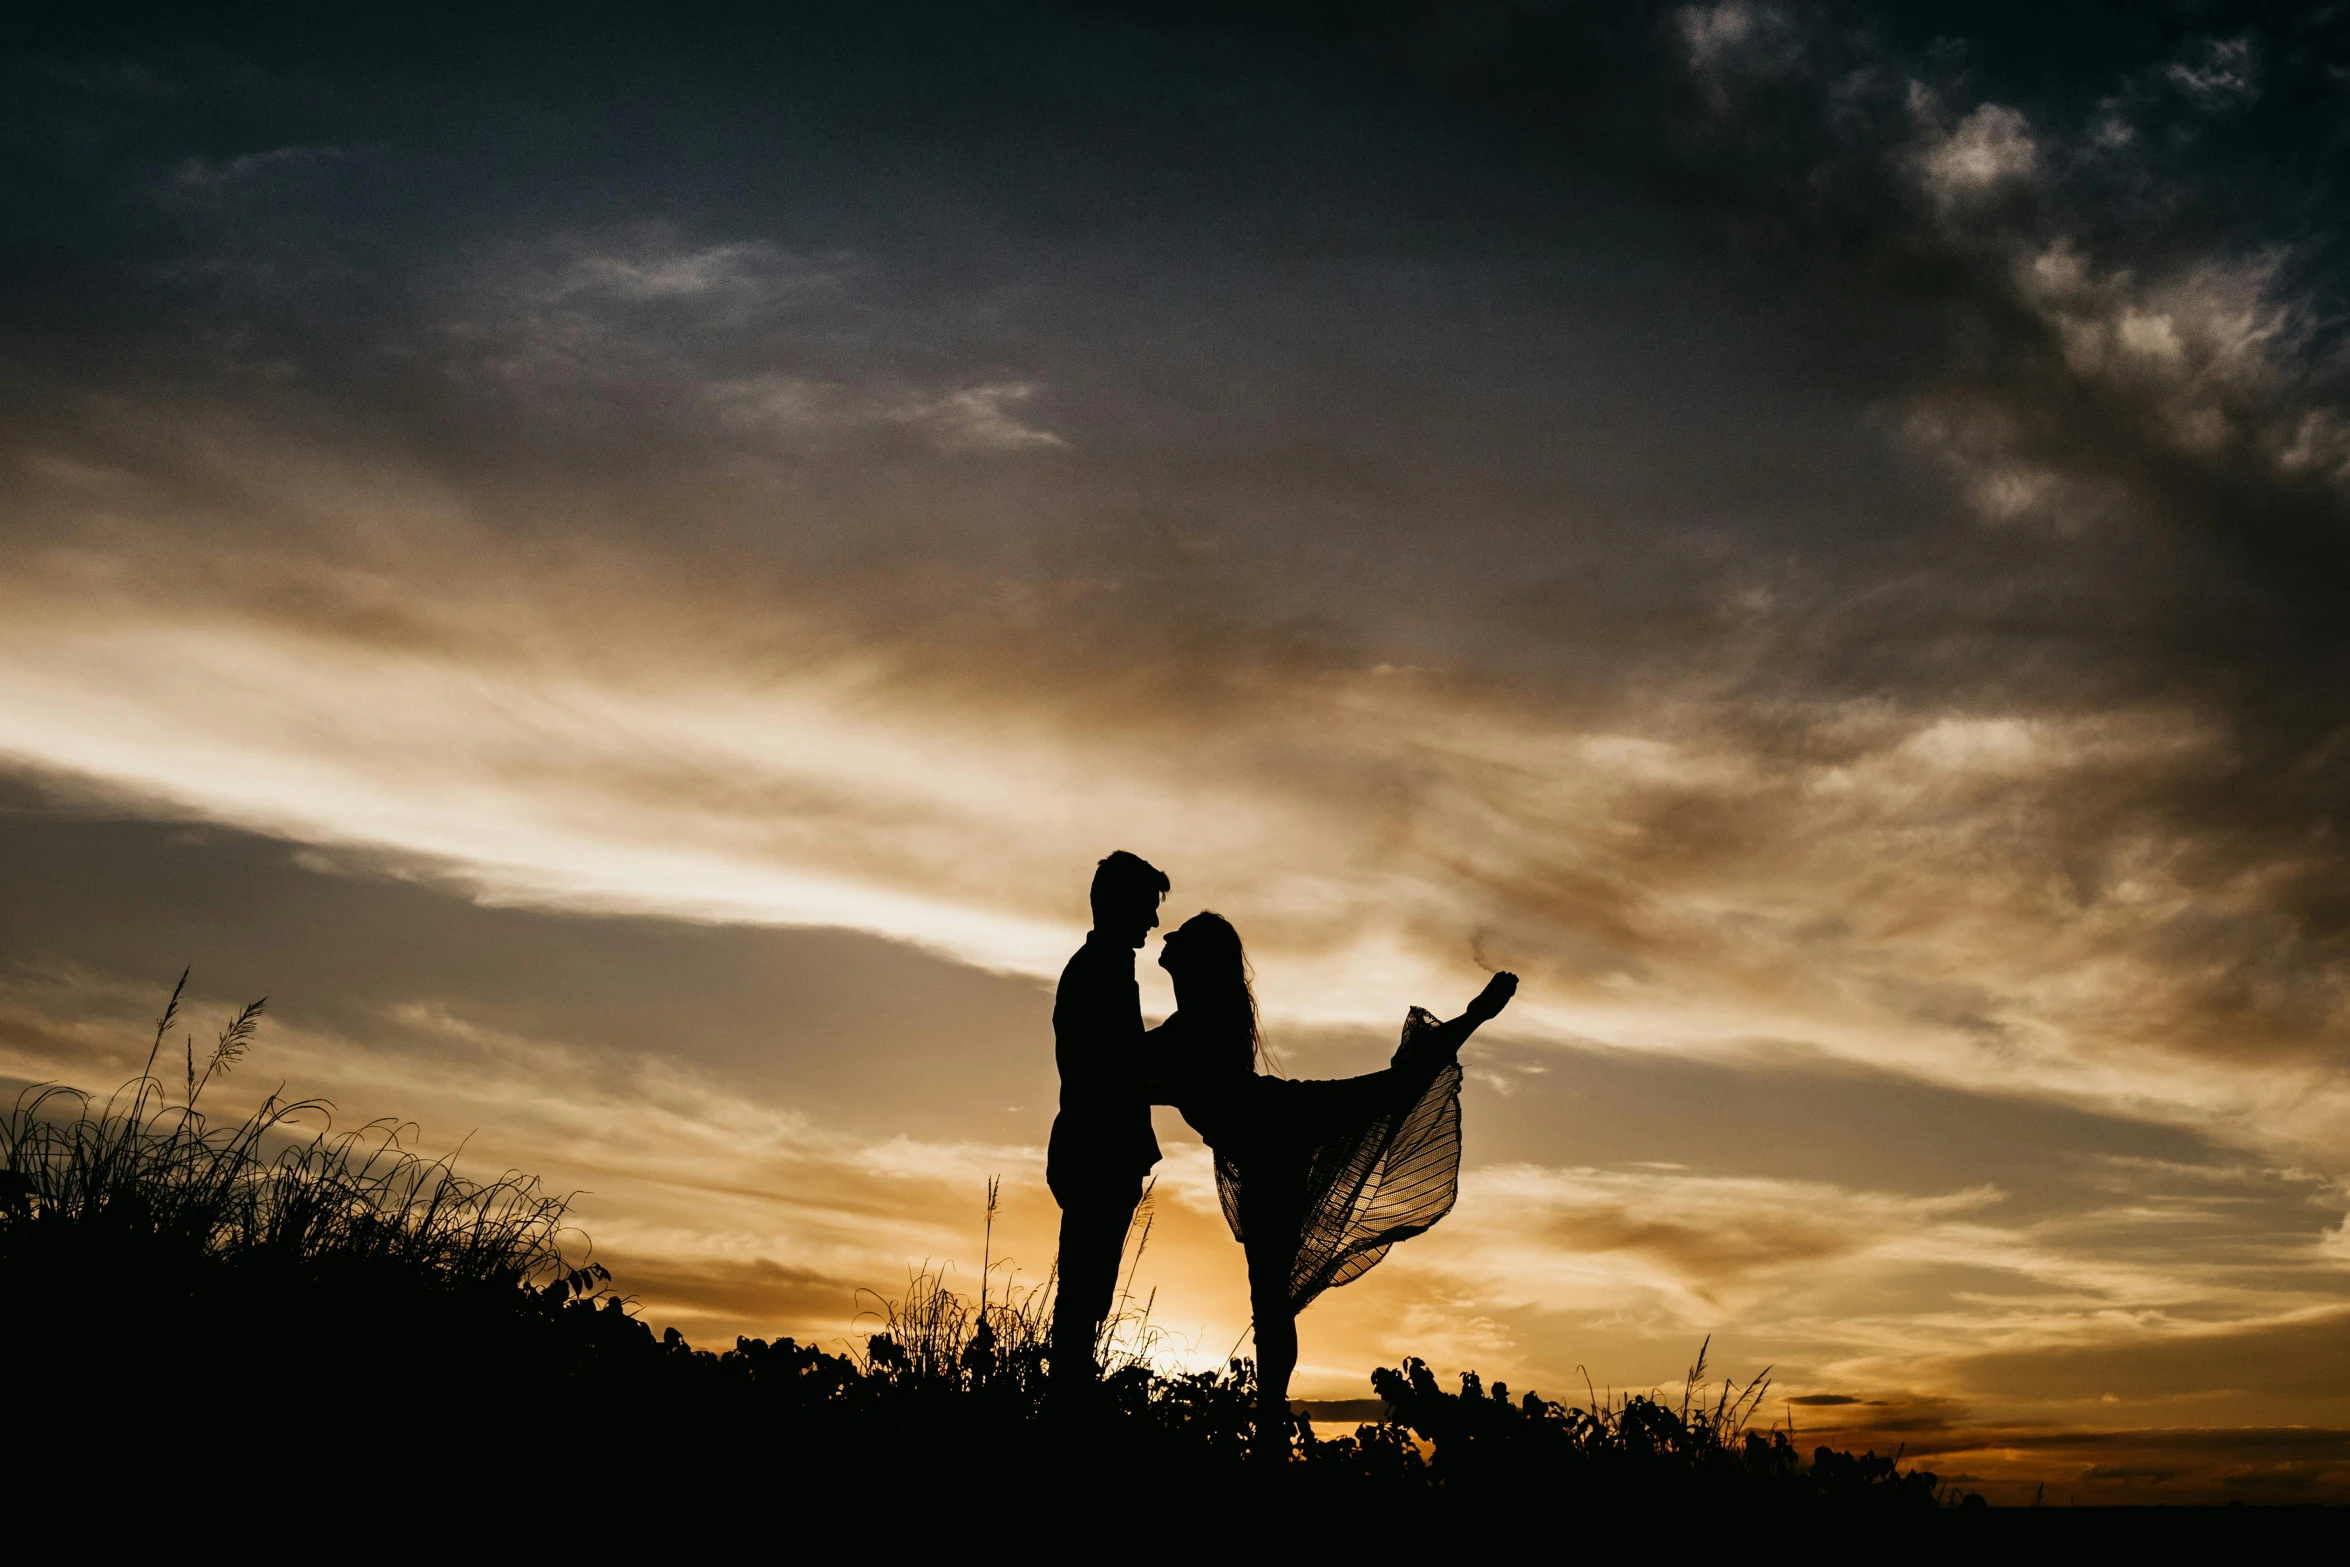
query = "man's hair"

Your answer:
(1091, 850), (1170, 920)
